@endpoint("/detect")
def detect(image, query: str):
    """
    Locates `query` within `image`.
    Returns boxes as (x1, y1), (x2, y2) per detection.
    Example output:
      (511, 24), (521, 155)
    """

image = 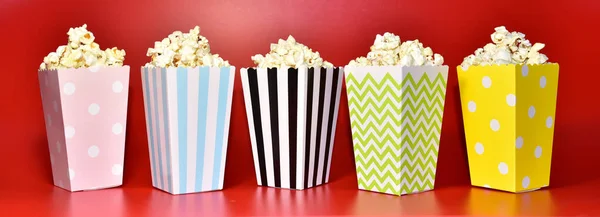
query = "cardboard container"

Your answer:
(240, 67), (343, 190)
(141, 66), (235, 195)
(344, 66), (449, 196)
(457, 64), (559, 193)
(38, 66), (130, 192)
